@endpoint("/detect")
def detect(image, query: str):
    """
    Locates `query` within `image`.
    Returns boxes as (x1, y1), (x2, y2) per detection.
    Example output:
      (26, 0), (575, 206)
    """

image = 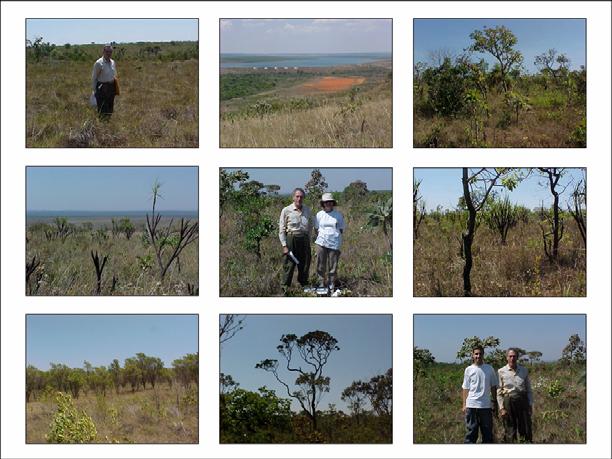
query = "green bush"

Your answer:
(46, 392), (97, 443)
